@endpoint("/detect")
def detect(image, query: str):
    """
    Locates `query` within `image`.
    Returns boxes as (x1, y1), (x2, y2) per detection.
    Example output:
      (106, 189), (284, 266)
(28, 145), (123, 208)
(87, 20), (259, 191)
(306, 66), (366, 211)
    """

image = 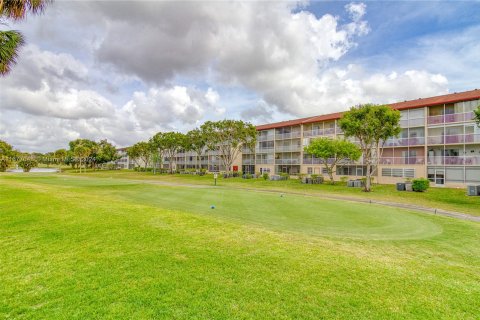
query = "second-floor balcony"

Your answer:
(379, 156), (425, 165)
(275, 145), (302, 152)
(303, 129), (325, 137)
(427, 133), (480, 145)
(427, 112), (475, 125)
(256, 159), (274, 164)
(242, 159), (255, 165)
(275, 159), (301, 165)
(428, 156), (480, 166)
(255, 147), (275, 153)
